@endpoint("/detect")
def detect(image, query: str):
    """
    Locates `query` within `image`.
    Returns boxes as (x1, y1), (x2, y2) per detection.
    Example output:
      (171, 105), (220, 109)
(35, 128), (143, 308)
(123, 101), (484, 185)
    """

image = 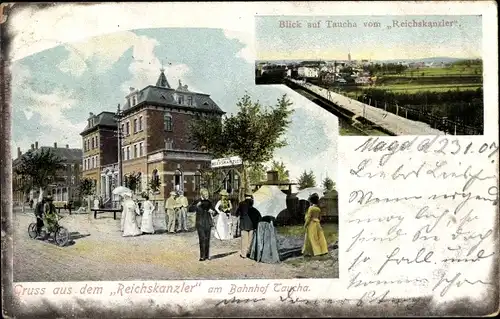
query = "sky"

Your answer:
(256, 15), (482, 61)
(10, 28), (338, 184)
